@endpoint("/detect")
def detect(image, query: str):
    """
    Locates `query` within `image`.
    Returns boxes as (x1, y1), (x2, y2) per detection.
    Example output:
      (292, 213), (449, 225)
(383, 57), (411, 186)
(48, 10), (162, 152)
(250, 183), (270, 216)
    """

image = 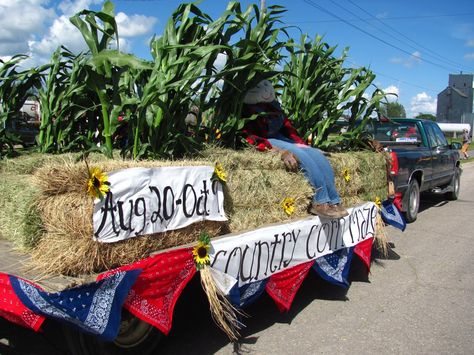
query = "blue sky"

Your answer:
(1, 0), (474, 117)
